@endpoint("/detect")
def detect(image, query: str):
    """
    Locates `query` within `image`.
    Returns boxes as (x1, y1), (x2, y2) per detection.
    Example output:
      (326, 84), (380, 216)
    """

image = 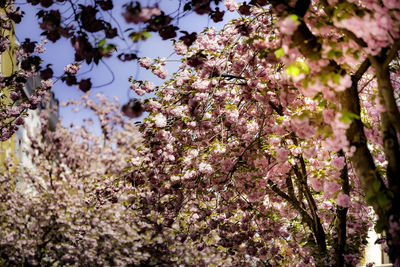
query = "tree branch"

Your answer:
(384, 40), (400, 67)
(285, 172), (296, 201)
(369, 55), (400, 135)
(369, 52), (400, 199)
(293, 161), (327, 252)
(335, 151), (349, 267)
(339, 72), (389, 220)
(272, 0), (391, 220)
(267, 179), (313, 229)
